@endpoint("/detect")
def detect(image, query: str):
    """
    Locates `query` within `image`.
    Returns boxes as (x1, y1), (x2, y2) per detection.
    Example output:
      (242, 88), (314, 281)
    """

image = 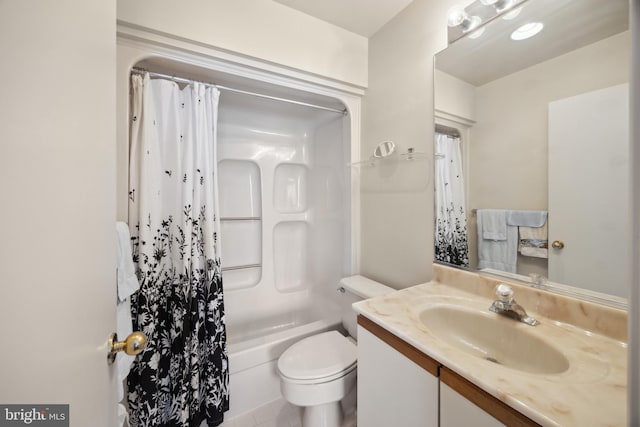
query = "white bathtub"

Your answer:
(226, 311), (342, 418)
